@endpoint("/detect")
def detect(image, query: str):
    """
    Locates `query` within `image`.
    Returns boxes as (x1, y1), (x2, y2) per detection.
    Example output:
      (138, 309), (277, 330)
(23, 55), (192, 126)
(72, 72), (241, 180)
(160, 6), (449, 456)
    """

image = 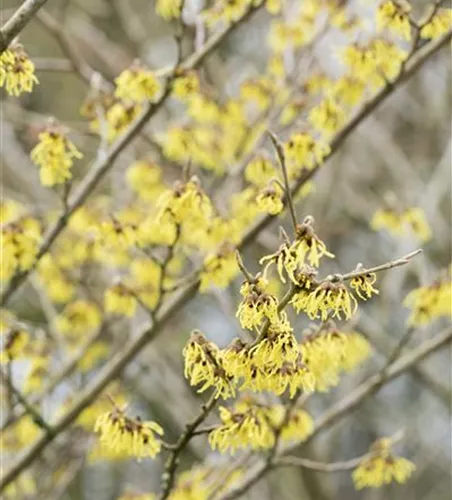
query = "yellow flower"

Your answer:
(1, 217), (41, 282)
(37, 254), (75, 303)
(0, 416), (40, 451)
(371, 207), (431, 242)
(172, 71), (200, 100)
(279, 408), (314, 442)
(353, 438), (415, 489)
(261, 217), (333, 284)
(200, 243), (239, 292)
(377, 1), (412, 41)
(30, 124), (83, 187)
(283, 133), (331, 177)
(403, 207), (432, 242)
(208, 404), (276, 454)
(304, 281), (358, 321)
(104, 102), (142, 143)
(204, 0), (252, 25)
(256, 183), (284, 215)
(94, 407), (164, 460)
(158, 178), (213, 226)
(350, 272), (379, 300)
(403, 277), (452, 326)
(330, 76), (365, 107)
(420, 8), (452, 39)
(105, 284), (138, 317)
(309, 97), (346, 137)
(245, 156), (276, 188)
(0, 44), (38, 96)
(156, 0), (183, 19)
(115, 62), (161, 103)
(78, 342), (109, 372)
(56, 300), (102, 338)
(236, 278), (281, 330)
(126, 160), (164, 202)
(183, 331), (235, 399)
(0, 199), (24, 225)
